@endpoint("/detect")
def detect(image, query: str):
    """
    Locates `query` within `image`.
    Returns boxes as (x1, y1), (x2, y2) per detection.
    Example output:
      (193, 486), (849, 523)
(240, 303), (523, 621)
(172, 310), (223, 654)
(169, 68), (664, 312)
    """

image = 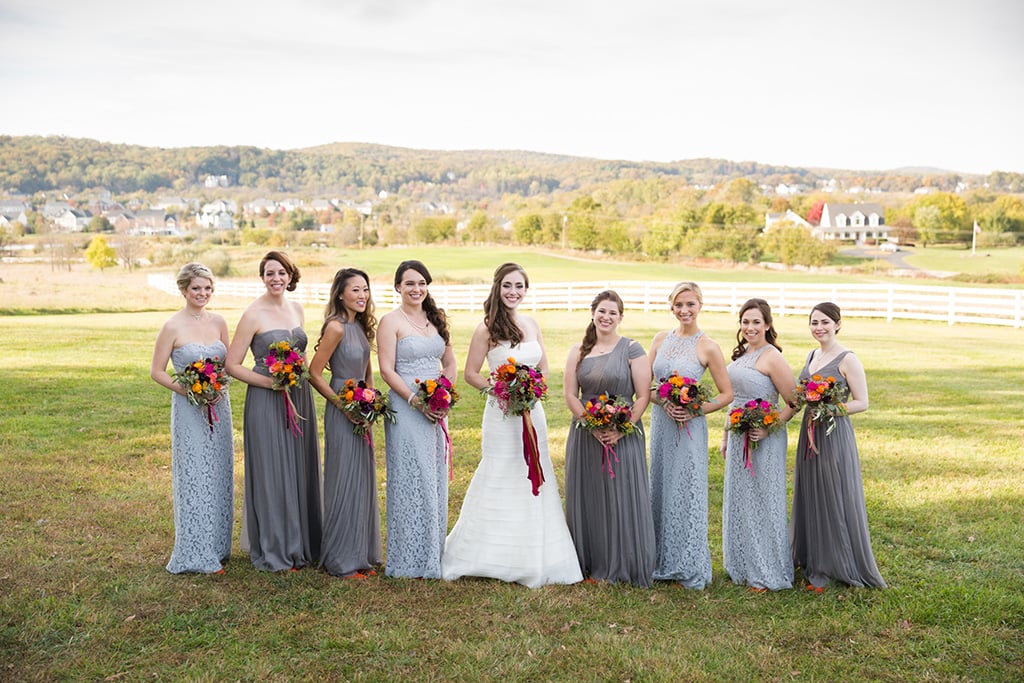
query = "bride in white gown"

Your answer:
(441, 263), (582, 588)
